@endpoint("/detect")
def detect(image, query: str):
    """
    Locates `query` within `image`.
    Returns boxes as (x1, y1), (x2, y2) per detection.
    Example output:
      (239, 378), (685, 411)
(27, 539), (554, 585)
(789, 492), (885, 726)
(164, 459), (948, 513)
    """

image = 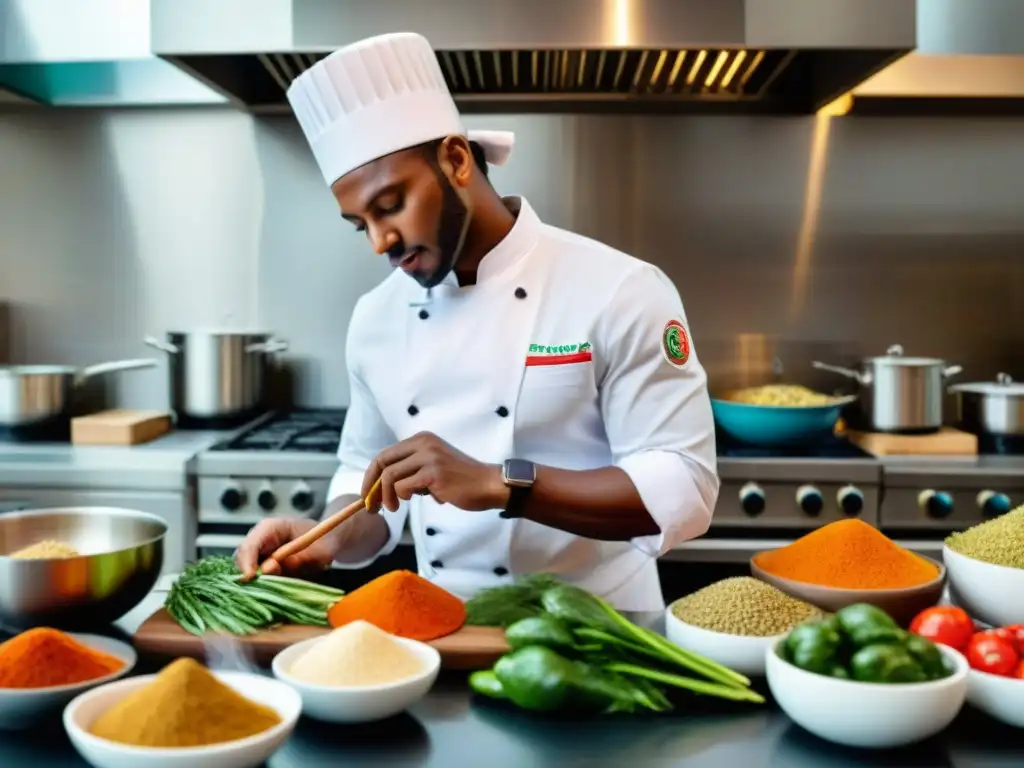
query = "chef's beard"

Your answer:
(416, 173), (472, 289)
